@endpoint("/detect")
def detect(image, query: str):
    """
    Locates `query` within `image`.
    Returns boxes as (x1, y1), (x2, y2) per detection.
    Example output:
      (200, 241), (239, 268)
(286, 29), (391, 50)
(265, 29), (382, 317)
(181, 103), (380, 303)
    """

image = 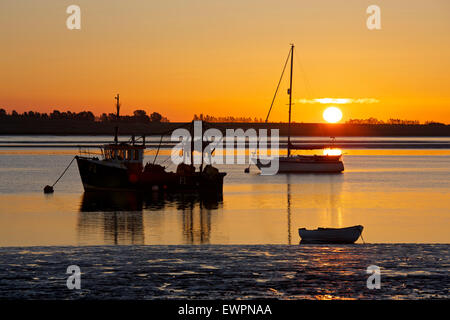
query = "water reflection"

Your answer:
(77, 191), (223, 245)
(284, 174), (345, 244)
(76, 175), (345, 245)
(286, 175), (292, 245)
(181, 200), (212, 244)
(323, 175), (344, 228)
